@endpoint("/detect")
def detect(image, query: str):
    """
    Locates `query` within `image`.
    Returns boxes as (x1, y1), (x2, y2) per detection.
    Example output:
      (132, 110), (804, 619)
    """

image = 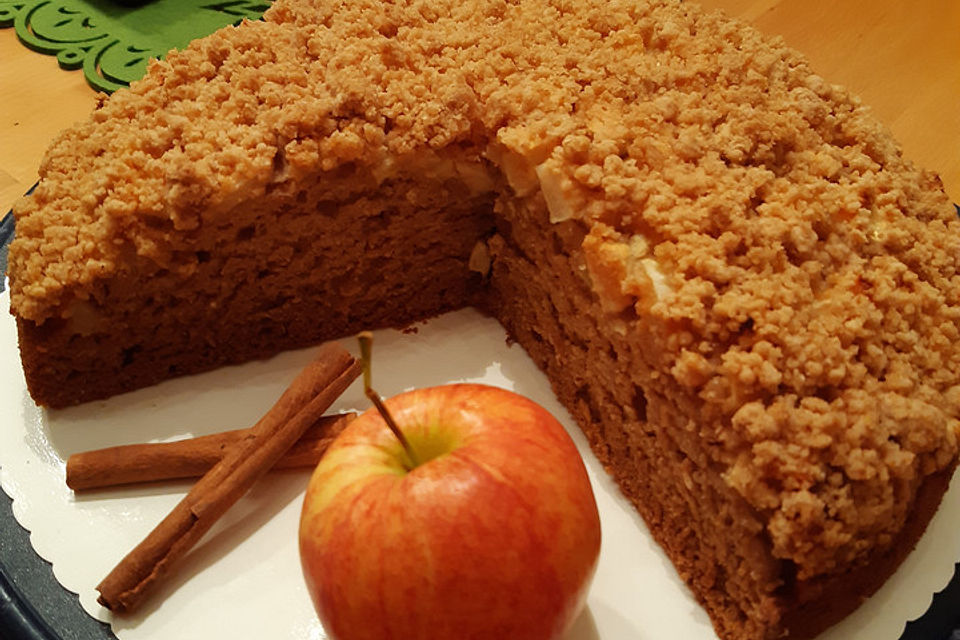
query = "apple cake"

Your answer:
(7, 0), (959, 638)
